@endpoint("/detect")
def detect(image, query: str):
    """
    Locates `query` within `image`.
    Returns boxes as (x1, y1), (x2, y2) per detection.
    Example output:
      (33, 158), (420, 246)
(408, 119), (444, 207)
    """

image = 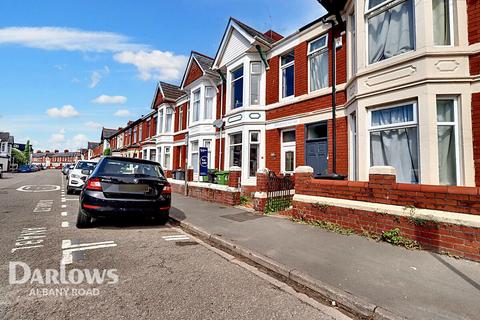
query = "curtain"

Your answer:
(371, 104), (413, 126)
(310, 51), (328, 91)
(368, 0), (414, 64)
(437, 126), (456, 185)
(433, 0), (451, 45)
(370, 127), (419, 183)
